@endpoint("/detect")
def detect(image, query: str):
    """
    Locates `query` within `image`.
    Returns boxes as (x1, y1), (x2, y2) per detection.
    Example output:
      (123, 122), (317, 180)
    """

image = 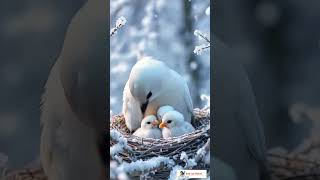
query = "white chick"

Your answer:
(159, 110), (195, 138)
(157, 105), (175, 120)
(133, 115), (162, 139)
